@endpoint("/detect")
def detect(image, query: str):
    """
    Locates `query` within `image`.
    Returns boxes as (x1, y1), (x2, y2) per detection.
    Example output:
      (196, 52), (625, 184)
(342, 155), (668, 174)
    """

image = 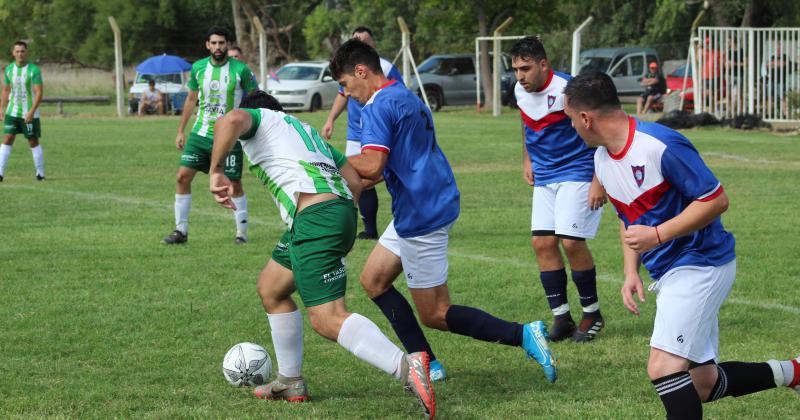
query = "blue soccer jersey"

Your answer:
(360, 80), (460, 237)
(339, 57), (404, 141)
(516, 70), (595, 186)
(594, 117), (736, 280)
